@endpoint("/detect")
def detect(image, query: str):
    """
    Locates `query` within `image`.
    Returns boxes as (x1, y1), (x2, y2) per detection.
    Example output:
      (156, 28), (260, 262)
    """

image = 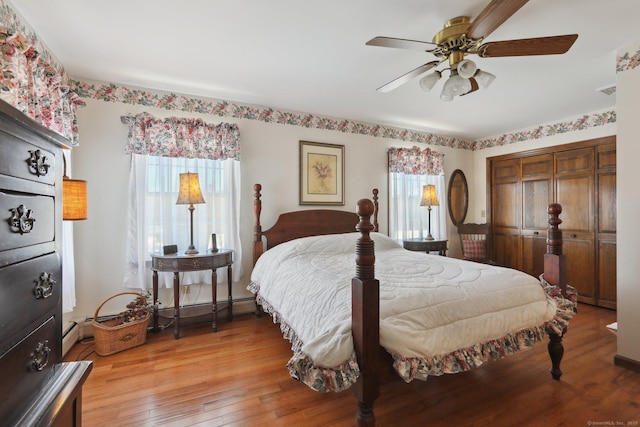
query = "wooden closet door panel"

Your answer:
(522, 179), (552, 230)
(564, 238), (595, 305)
(521, 154), (553, 230)
(493, 182), (519, 228)
(491, 159), (520, 269)
(492, 158), (520, 229)
(556, 147), (594, 174)
(597, 238), (617, 309)
(596, 141), (616, 308)
(493, 232), (520, 270)
(556, 174), (594, 233)
(521, 235), (546, 278)
(598, 172), (616, 234)
(557, 167), (595, 305)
